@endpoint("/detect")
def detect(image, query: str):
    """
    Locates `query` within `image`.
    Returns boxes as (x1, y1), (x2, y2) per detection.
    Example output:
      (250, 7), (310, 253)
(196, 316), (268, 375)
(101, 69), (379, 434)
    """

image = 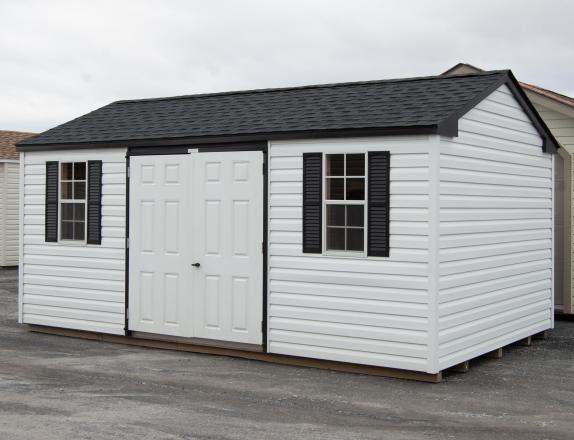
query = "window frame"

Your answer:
(322, 153), (368, 257)
(58, 161), (88, 244)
